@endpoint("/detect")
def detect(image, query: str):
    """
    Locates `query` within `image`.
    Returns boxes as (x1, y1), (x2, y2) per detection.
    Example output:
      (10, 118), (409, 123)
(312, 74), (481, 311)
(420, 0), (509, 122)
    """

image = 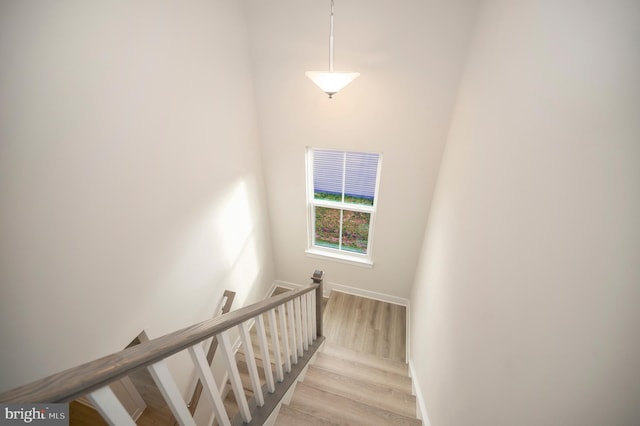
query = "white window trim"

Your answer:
(305, 247), (374, 268)
(305, 148), (382, 267)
